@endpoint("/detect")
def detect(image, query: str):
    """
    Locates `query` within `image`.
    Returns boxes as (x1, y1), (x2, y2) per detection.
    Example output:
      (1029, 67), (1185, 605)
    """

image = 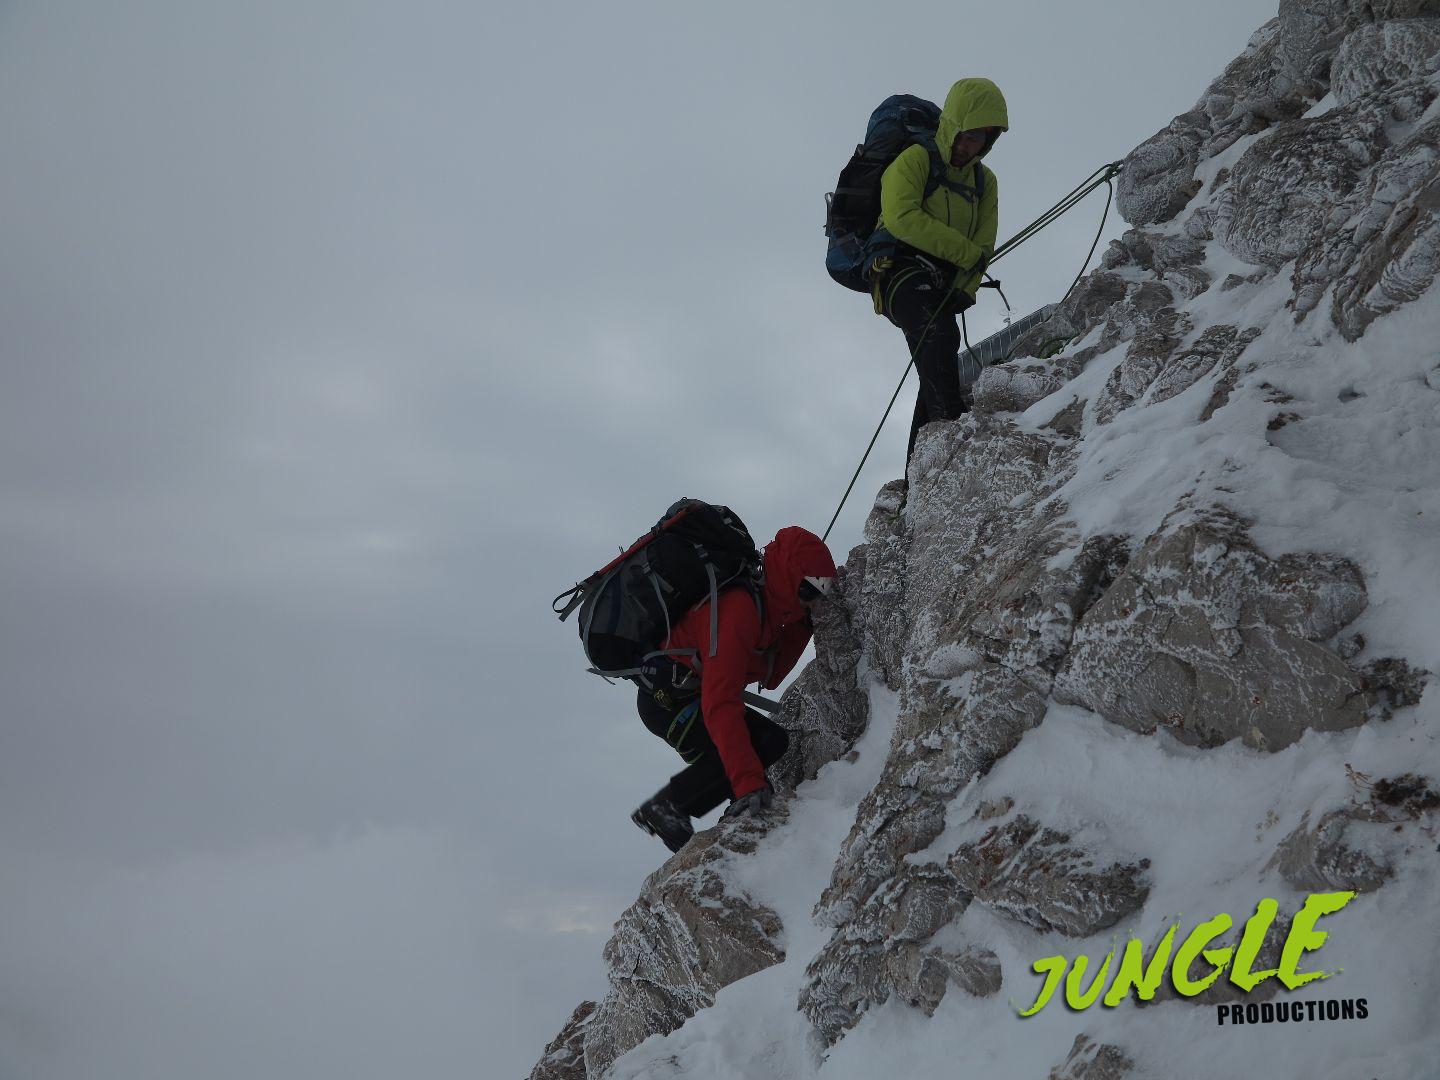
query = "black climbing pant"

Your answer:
(877, 256), (980, 466)
(636, 680), (789, 819)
